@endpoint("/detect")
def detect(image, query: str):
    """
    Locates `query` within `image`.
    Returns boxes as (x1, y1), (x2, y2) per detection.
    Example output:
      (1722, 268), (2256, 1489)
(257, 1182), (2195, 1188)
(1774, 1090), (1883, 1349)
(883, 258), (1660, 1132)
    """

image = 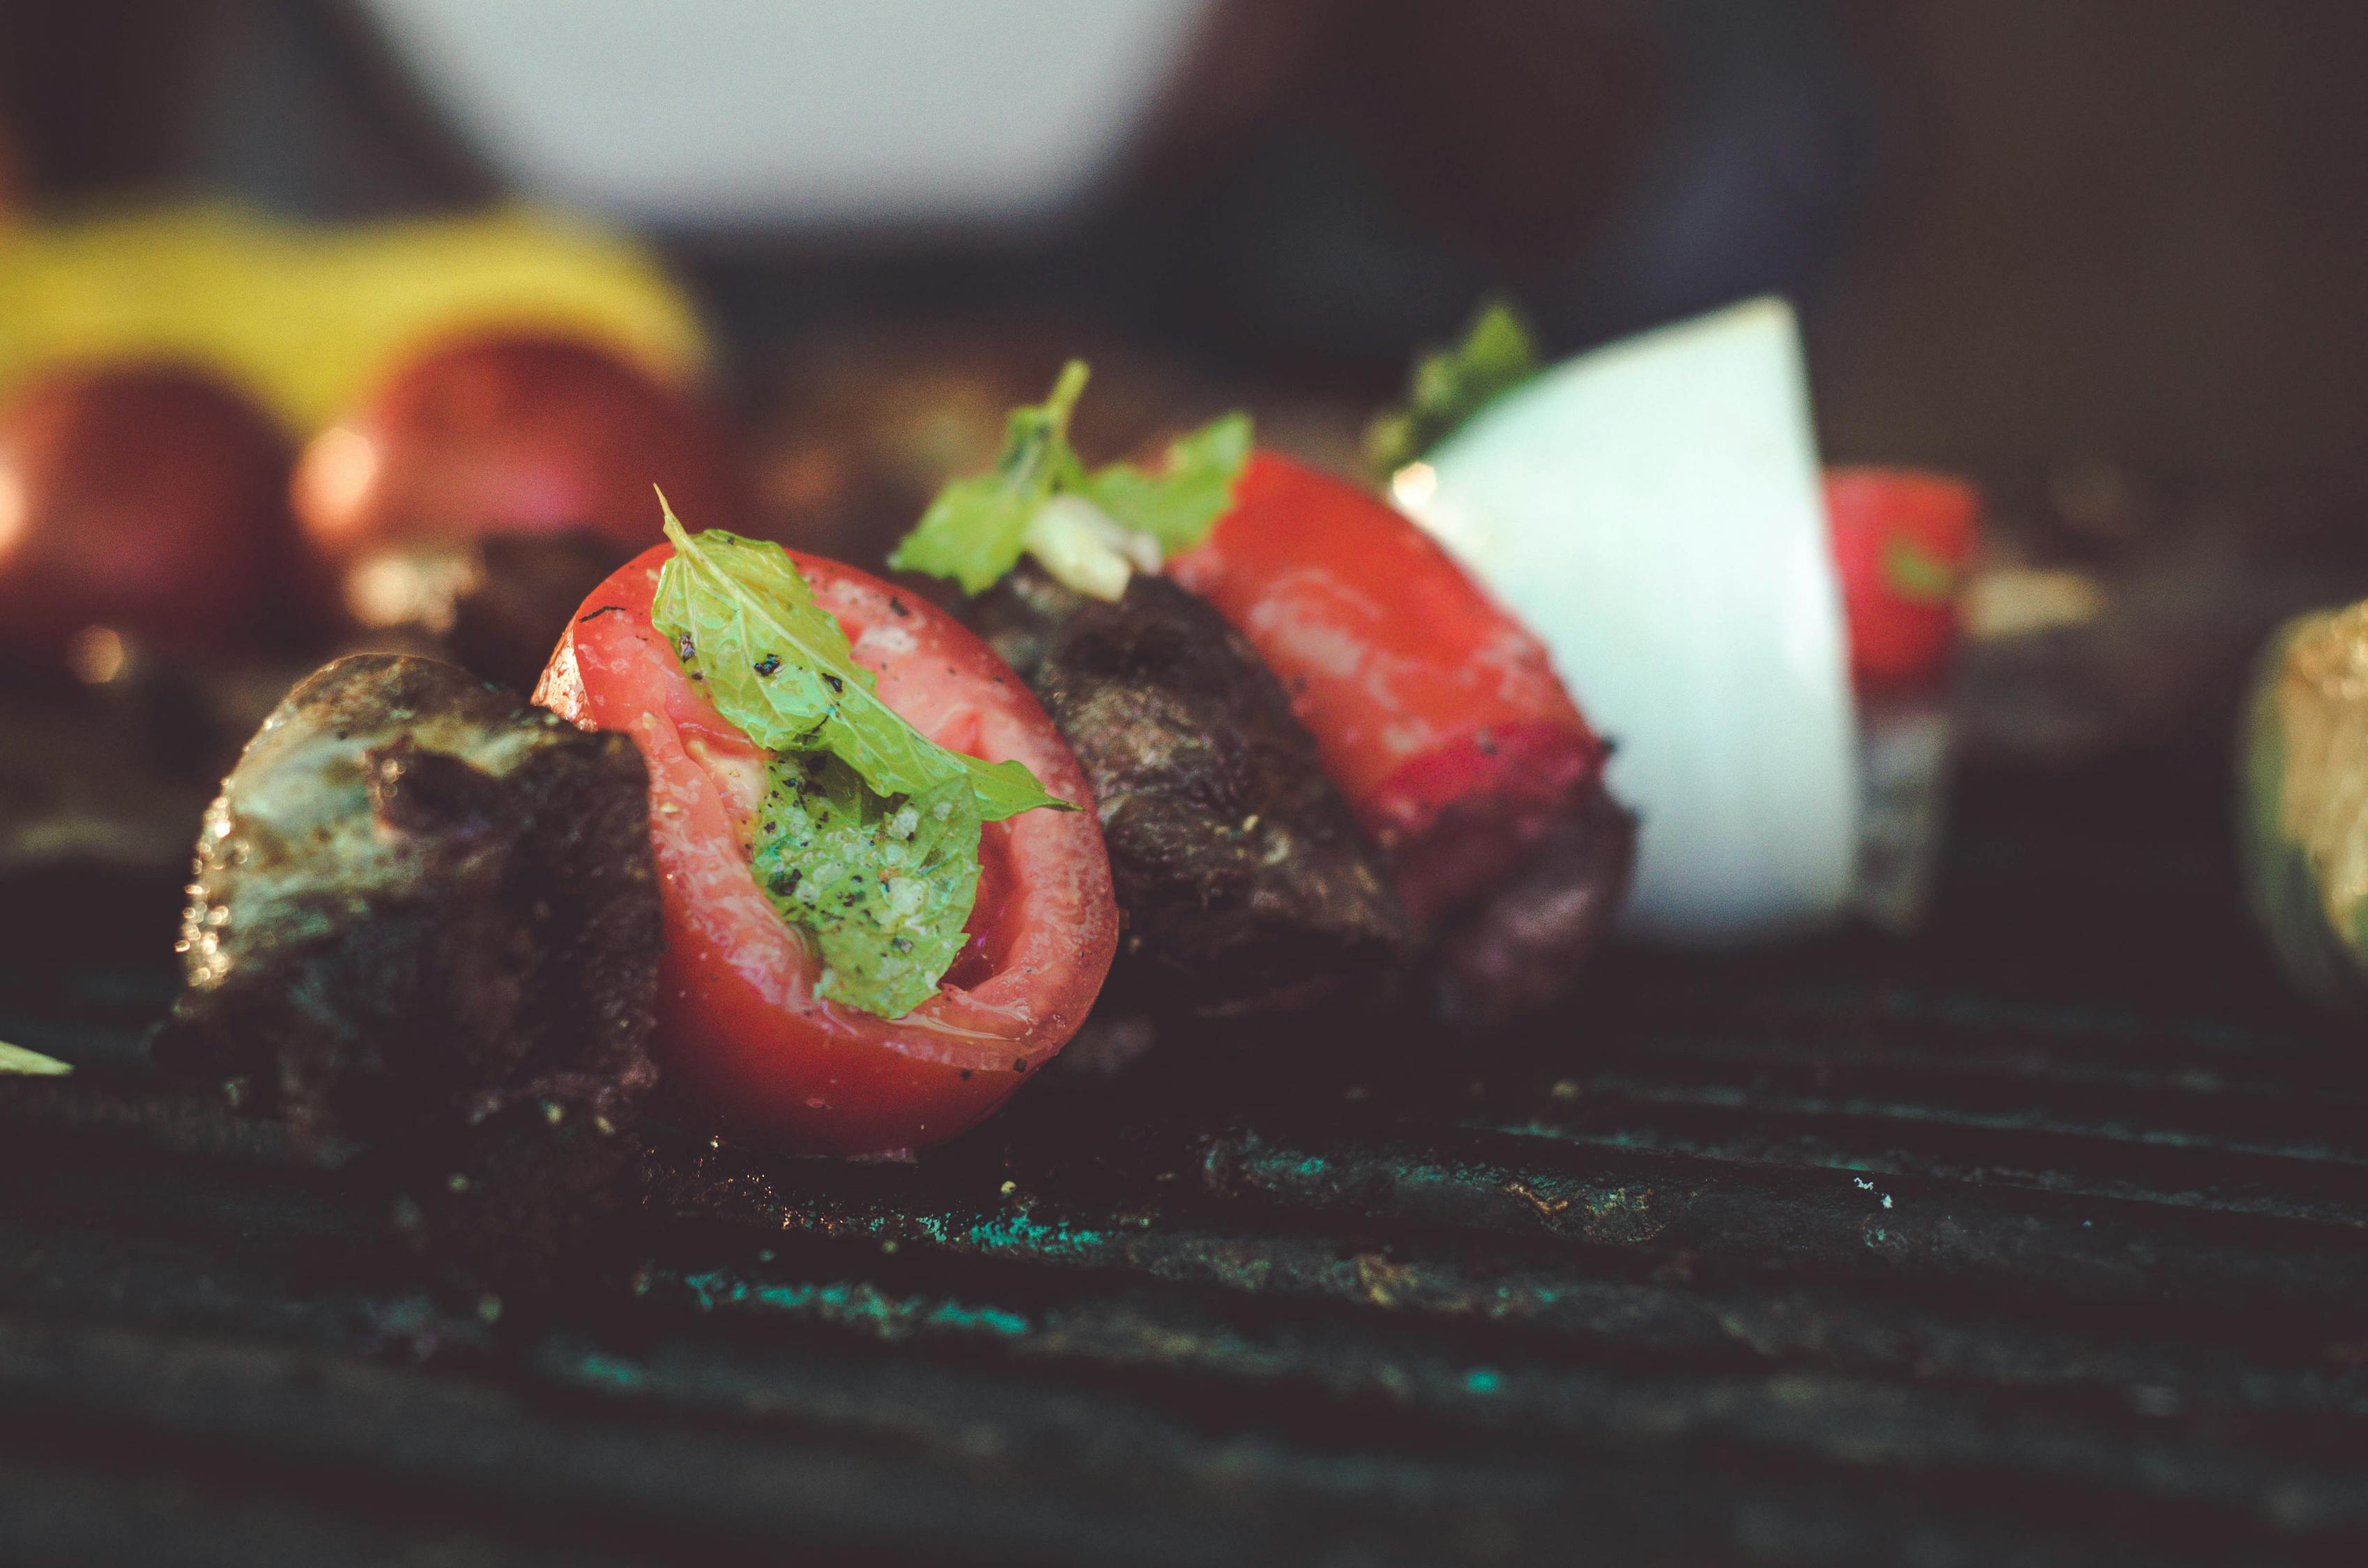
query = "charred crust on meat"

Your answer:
(975, 564), (1412, 1017)
(436, 530), (634, 693)
(1431, 783), (1637, 1029)
(154, 653), (663, 1289)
